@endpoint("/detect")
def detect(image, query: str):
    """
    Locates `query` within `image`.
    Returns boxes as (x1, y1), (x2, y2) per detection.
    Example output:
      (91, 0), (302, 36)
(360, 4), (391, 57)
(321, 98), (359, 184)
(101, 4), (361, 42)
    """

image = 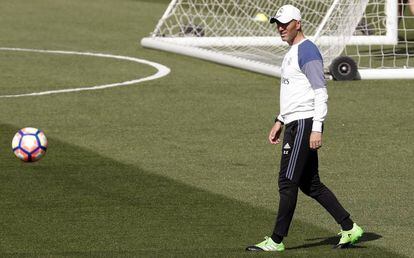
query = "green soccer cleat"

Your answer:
(246, 236), (285, 252)
(335, 223), (364, 248)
